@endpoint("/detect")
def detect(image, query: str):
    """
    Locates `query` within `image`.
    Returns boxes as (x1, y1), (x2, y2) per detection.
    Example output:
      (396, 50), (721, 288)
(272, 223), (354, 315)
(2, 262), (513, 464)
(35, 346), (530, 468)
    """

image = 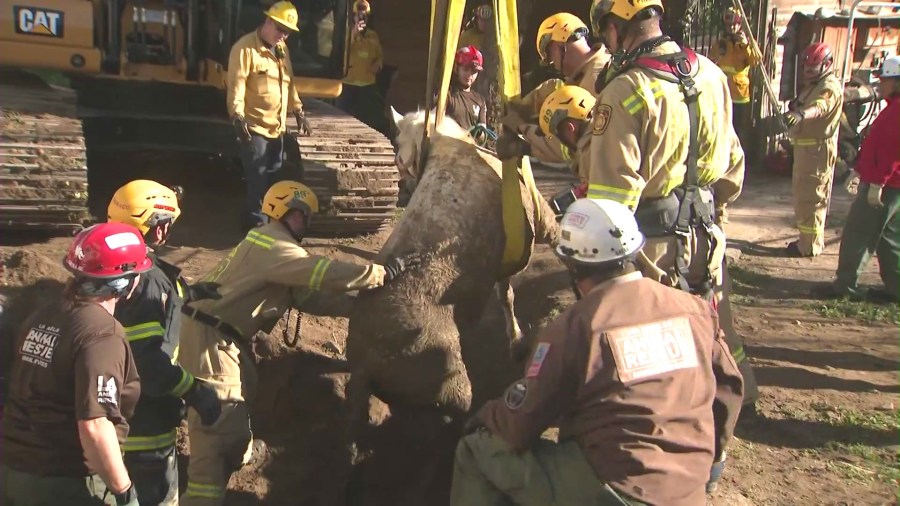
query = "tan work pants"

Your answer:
(636, 228), (759, 406)
(179, 320), (259, 506)
(792, 141), (836, 256)
(181, 403), (254, 506)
